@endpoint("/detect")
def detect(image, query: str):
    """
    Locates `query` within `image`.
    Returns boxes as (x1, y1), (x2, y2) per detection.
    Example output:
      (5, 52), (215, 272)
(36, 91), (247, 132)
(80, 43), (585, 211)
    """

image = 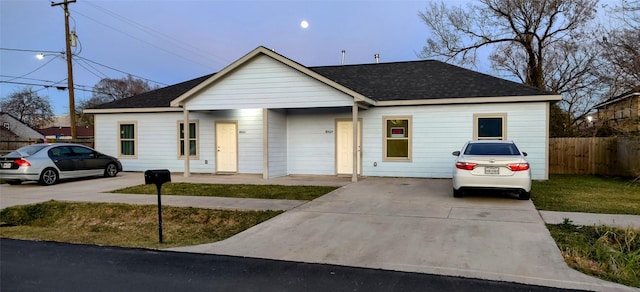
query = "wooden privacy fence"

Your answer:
(0, 138), (94, 155)
(549, 137), (640, 176)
